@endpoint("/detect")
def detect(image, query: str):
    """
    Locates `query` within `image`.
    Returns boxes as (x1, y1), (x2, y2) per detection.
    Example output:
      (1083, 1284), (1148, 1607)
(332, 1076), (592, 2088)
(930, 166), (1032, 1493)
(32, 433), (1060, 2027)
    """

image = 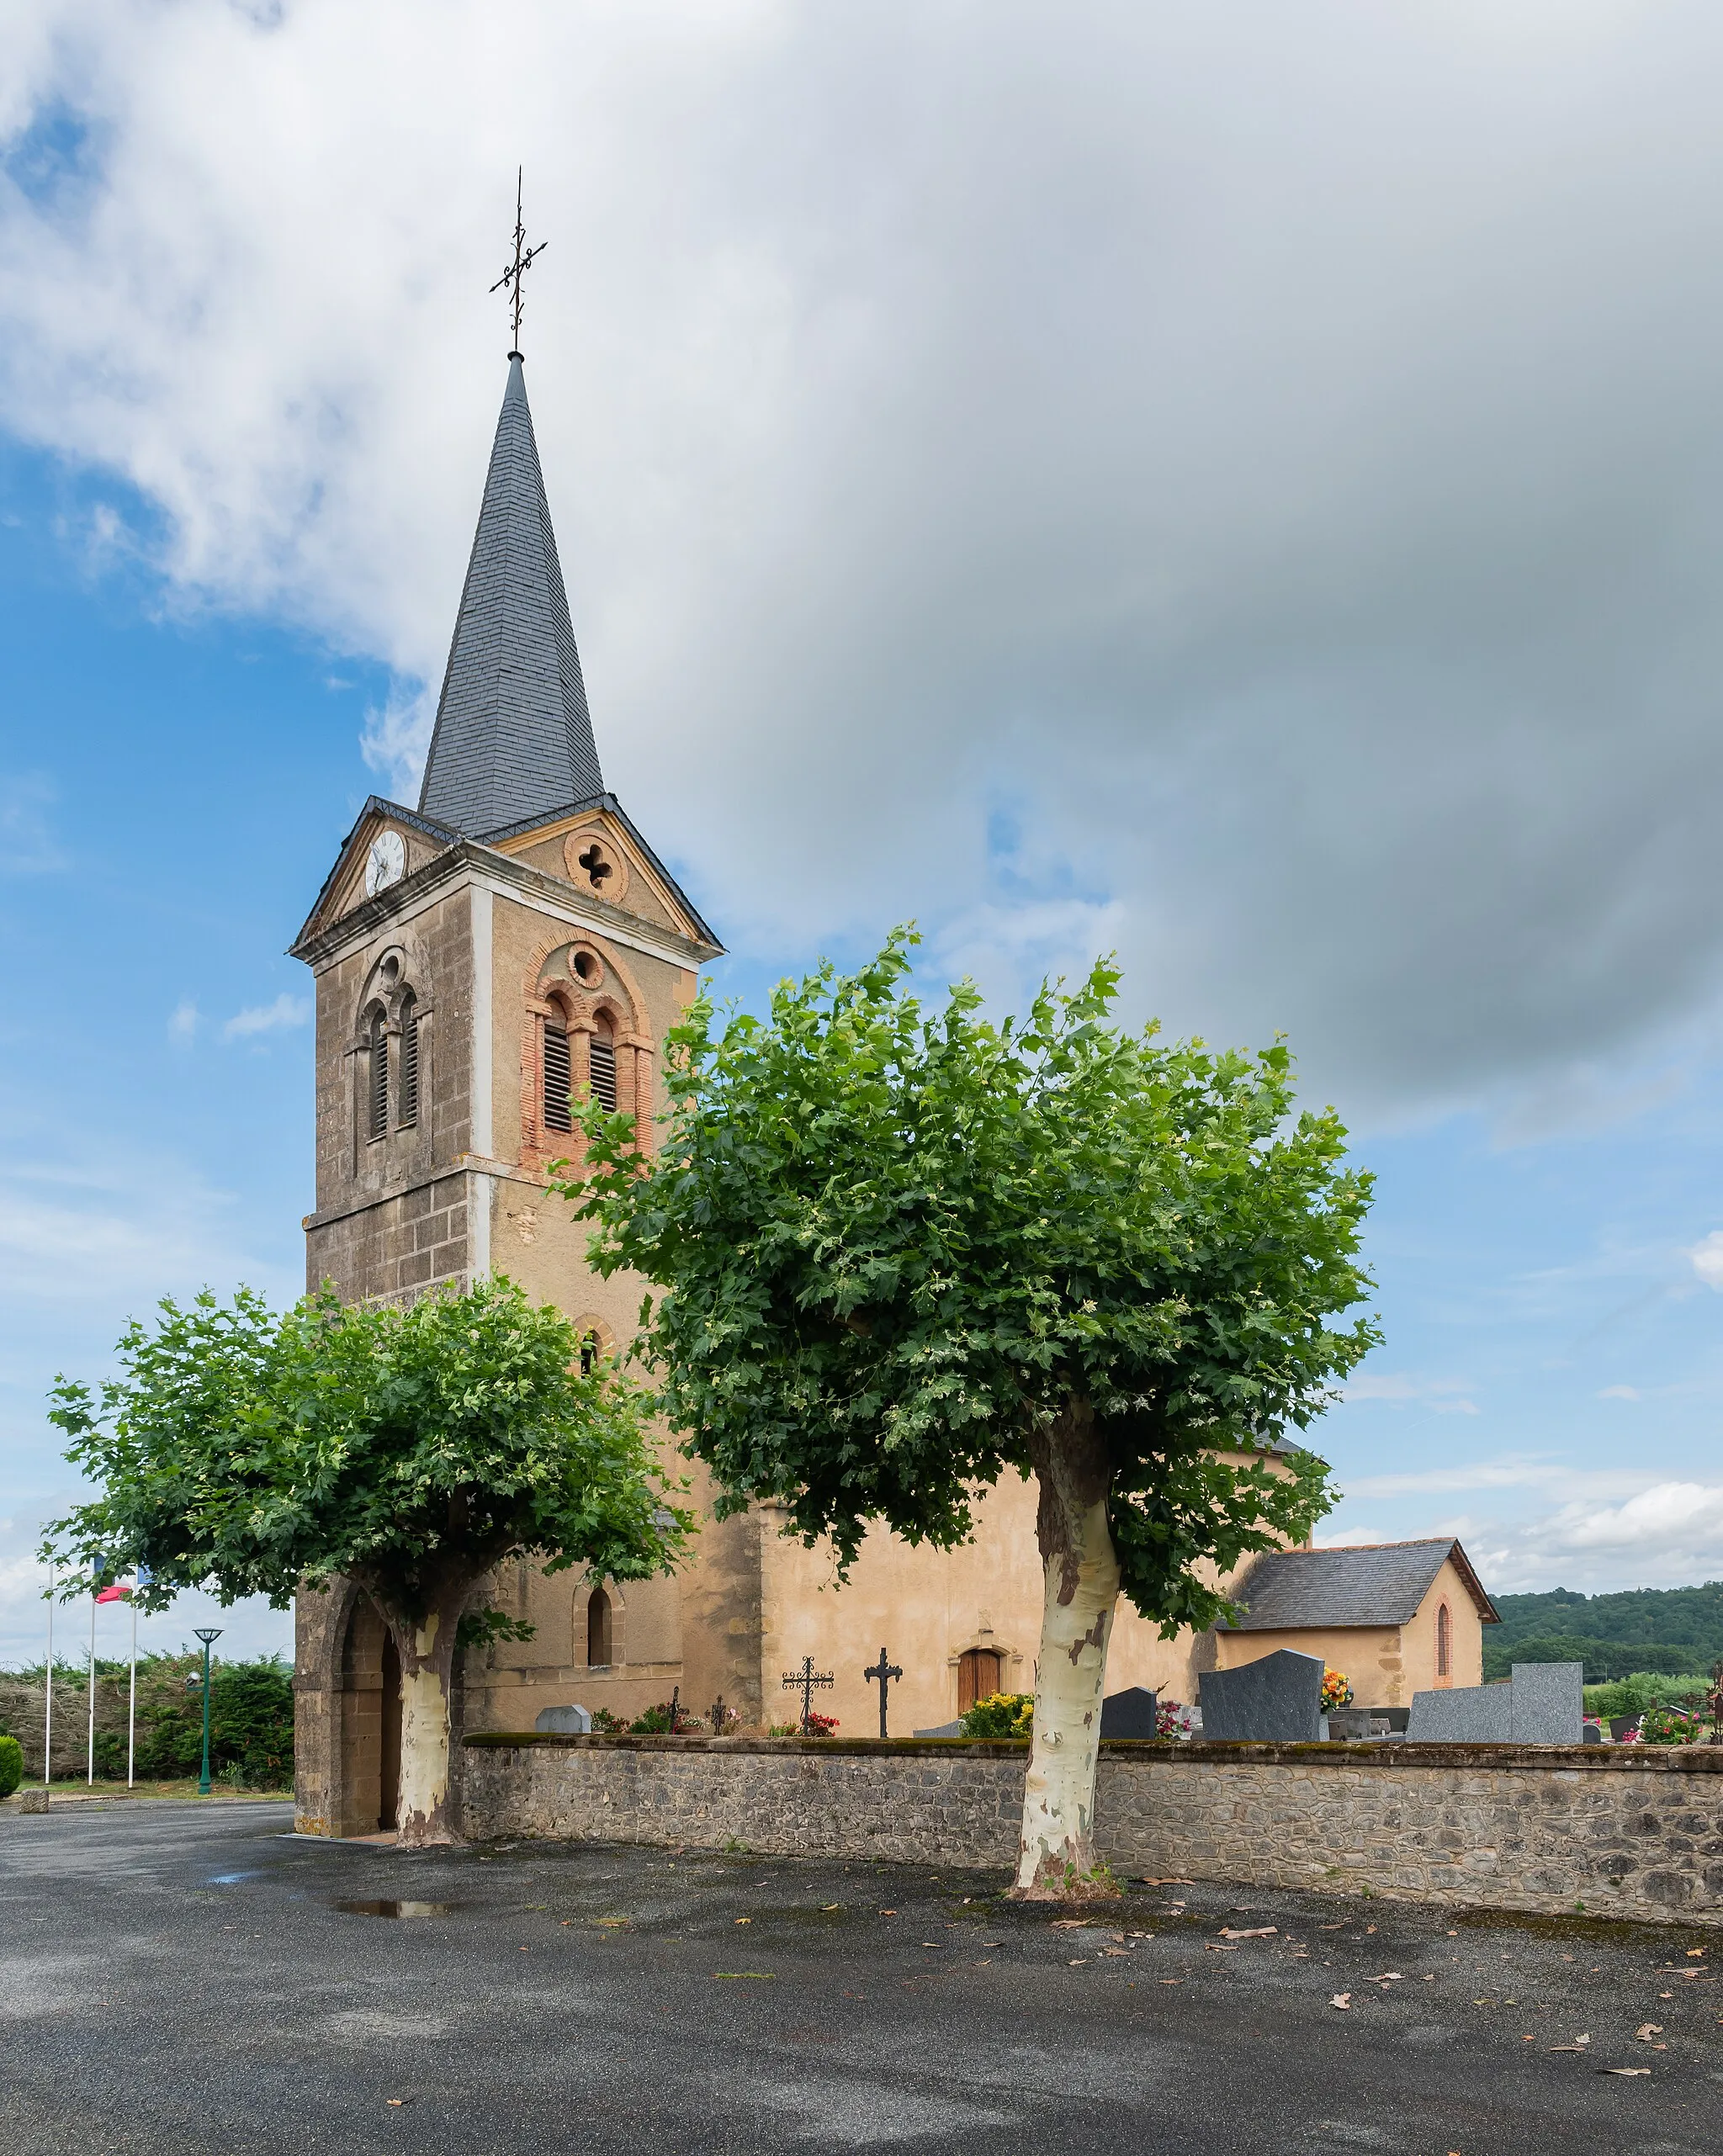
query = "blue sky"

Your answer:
(6, 2), (1723, 1663)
